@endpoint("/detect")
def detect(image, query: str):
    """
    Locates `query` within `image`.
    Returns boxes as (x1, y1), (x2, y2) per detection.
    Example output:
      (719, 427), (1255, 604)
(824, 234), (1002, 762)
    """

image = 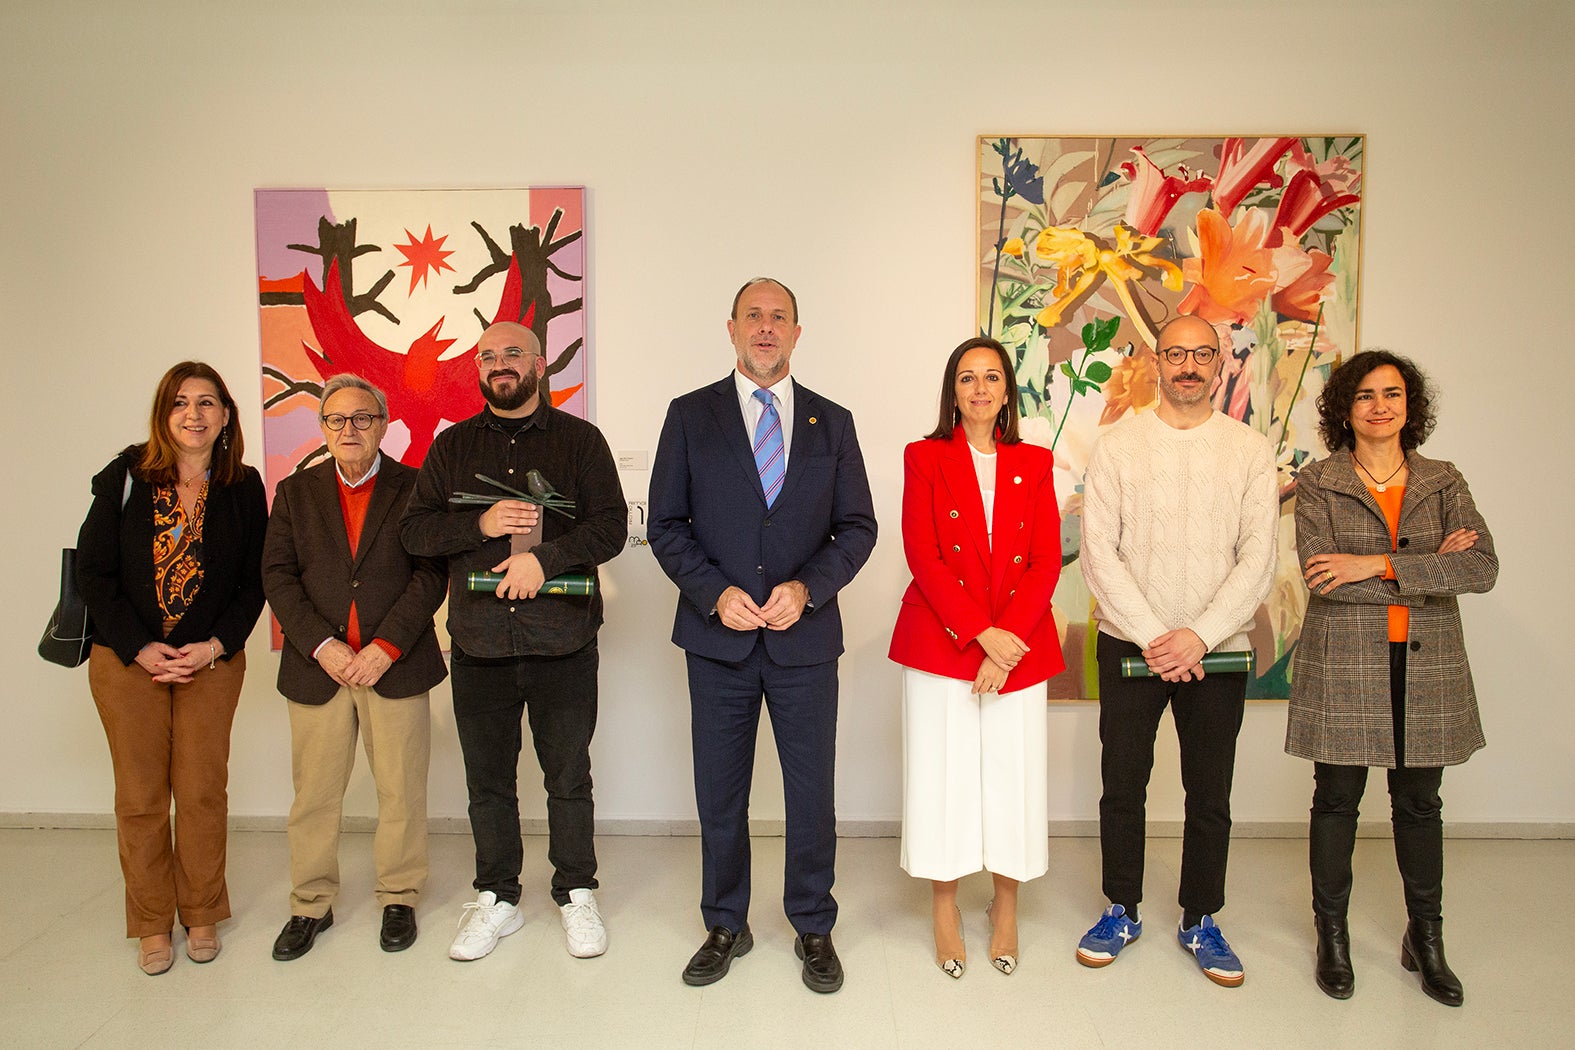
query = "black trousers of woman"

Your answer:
(1309, 642), (1445, 921)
